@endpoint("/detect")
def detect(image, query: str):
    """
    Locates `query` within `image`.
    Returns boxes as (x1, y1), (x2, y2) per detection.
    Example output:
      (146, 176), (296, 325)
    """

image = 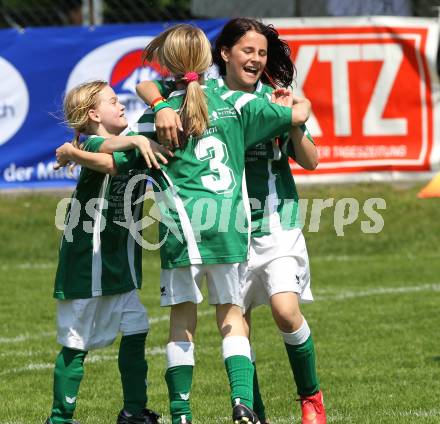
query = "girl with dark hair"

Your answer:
(136, 18), (325, 424)
(212, 18), (295, 89)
